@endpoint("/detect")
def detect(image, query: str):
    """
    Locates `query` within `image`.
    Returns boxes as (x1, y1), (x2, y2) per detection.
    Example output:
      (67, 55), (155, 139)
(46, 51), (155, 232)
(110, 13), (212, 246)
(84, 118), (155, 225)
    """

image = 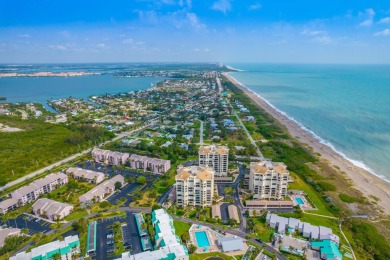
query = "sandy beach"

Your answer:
(223, 72), (390, 214)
